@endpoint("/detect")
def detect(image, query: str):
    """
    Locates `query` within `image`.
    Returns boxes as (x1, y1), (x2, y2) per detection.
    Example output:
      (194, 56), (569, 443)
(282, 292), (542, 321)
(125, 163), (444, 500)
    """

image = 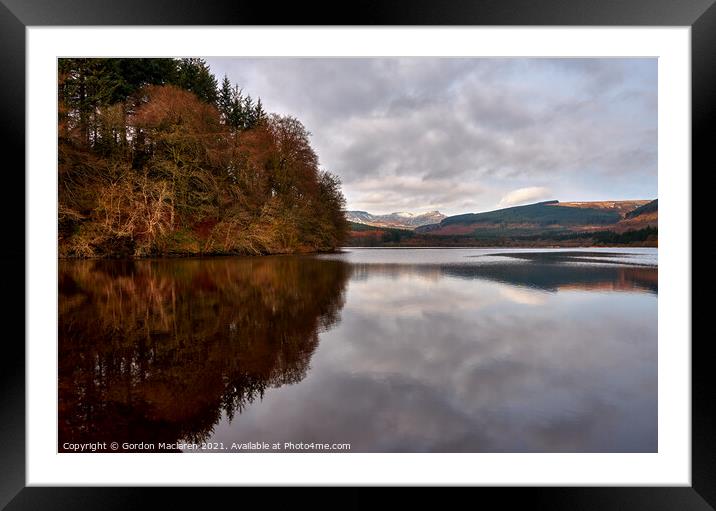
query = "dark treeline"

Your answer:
(346, 223), (657, 247)
(556, 226), (657, 245)
(59, 58), (347, 257)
